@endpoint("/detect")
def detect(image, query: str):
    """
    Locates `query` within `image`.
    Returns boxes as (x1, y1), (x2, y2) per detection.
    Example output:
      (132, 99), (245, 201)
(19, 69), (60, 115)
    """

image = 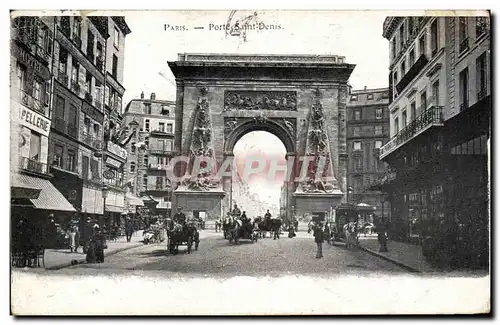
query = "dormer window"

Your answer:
(350, 95), (358, 101)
